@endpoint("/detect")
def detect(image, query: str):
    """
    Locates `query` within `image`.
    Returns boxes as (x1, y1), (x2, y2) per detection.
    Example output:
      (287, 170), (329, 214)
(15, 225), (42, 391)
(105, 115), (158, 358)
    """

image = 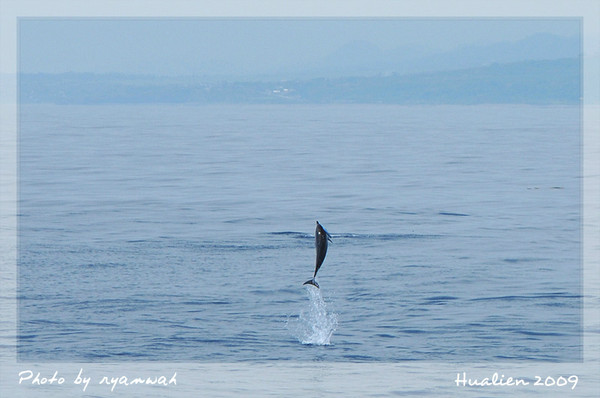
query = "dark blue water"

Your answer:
(18, 104), (581, 362)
